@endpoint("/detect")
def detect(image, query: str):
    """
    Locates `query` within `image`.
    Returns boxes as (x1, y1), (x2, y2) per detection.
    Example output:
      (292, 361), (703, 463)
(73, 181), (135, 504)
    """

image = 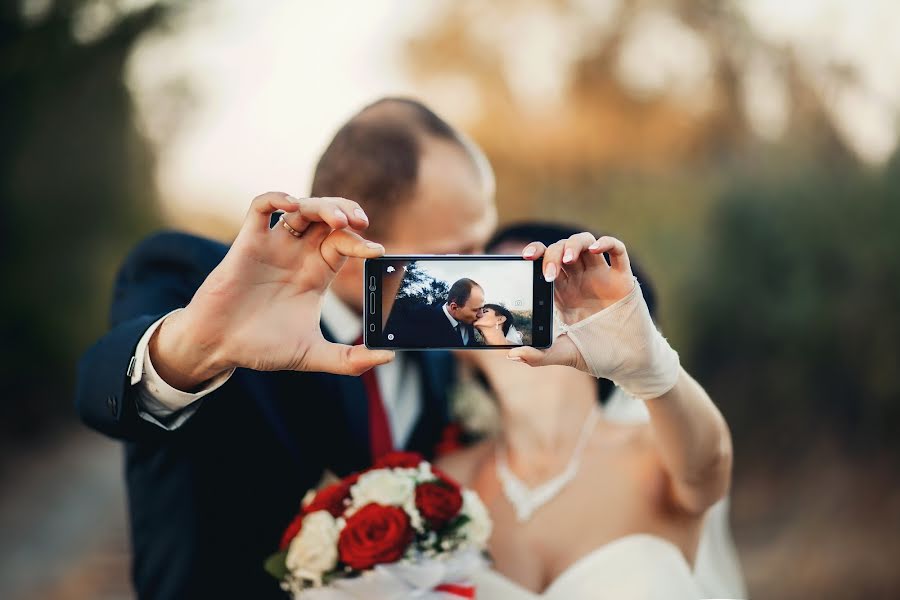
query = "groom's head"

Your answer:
(313, 97), (497, 311)
(446, 278), (484, 325)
